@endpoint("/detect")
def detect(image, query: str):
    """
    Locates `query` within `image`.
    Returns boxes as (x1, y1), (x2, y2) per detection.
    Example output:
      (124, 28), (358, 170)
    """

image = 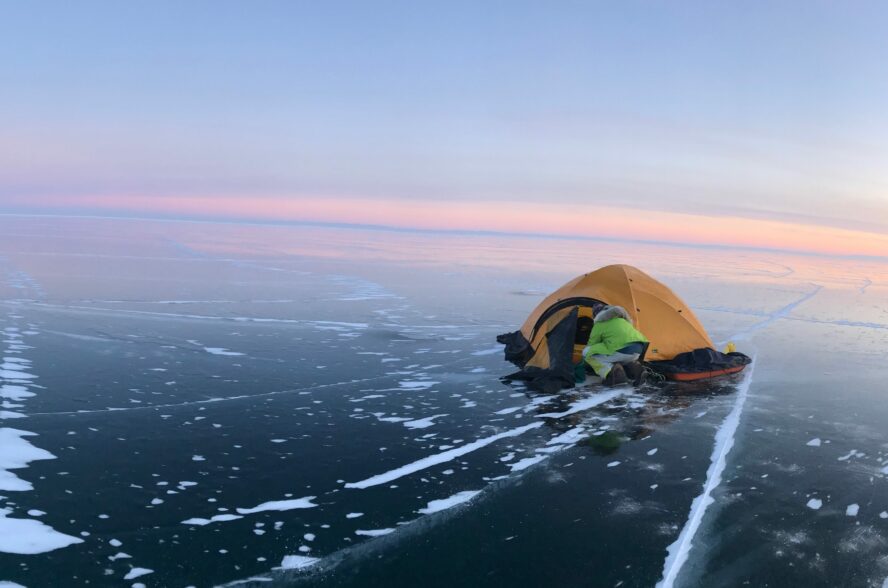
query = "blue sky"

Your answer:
(2, 1), (888, 247)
